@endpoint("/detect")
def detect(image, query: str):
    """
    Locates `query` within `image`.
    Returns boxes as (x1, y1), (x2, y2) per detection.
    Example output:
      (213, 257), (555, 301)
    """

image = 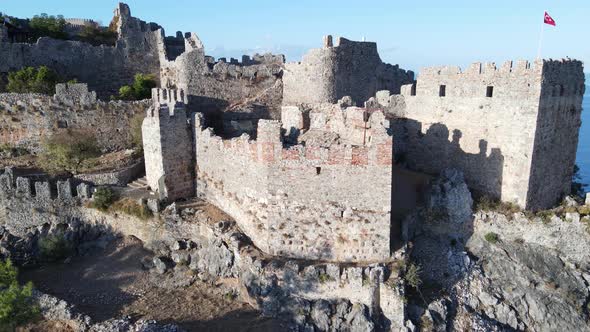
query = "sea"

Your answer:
(577, 91), (590, 191)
